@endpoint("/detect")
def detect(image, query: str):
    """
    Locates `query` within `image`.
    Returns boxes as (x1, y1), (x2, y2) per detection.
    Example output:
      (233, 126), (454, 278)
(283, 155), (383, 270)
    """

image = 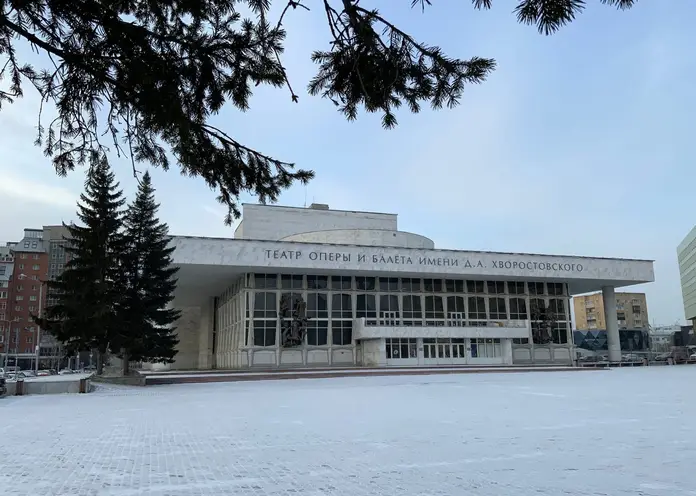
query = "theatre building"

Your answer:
(165, 204), (654, 370)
